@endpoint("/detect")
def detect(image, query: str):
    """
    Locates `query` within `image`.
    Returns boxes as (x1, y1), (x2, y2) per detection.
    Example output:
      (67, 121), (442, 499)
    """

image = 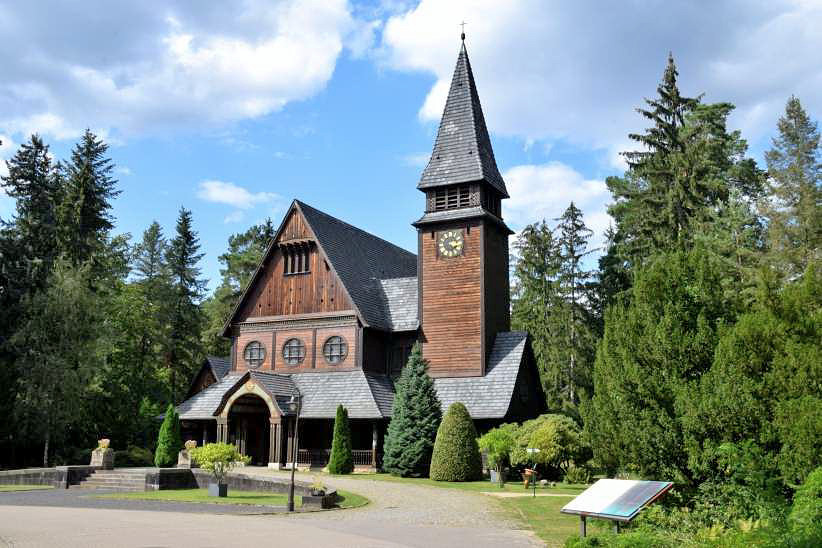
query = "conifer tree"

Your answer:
(429, 402), (482, 482)
(164, 207), (206, 403)
(59, 129), (120, 270)
(383, 343), (441, 477)
(328, 404), (354, 474)
(762, 96), (821, 277)
(154, 404), (183, 467)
